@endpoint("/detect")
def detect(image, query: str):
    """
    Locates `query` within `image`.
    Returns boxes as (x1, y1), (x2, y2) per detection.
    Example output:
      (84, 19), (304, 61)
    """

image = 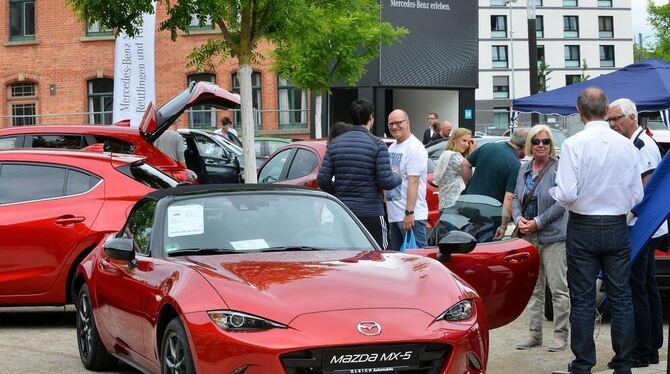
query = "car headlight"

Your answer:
(437, 299), (474, 322)
(208, 310), (287, 331)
